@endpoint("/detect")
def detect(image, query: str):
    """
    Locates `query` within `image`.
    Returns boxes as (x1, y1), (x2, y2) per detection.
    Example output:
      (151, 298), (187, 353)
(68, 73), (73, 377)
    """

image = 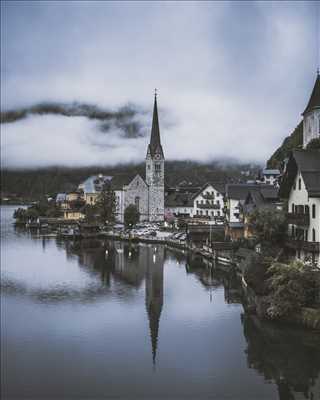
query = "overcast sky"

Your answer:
(1, 1), (319, 168)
